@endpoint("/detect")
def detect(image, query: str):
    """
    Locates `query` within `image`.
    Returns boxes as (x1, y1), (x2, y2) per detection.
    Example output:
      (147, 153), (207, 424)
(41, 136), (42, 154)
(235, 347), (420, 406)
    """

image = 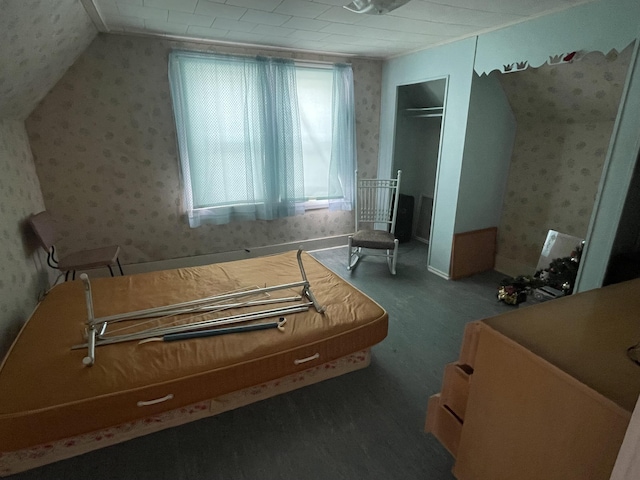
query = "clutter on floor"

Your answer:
(498, 230), (584, 305)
